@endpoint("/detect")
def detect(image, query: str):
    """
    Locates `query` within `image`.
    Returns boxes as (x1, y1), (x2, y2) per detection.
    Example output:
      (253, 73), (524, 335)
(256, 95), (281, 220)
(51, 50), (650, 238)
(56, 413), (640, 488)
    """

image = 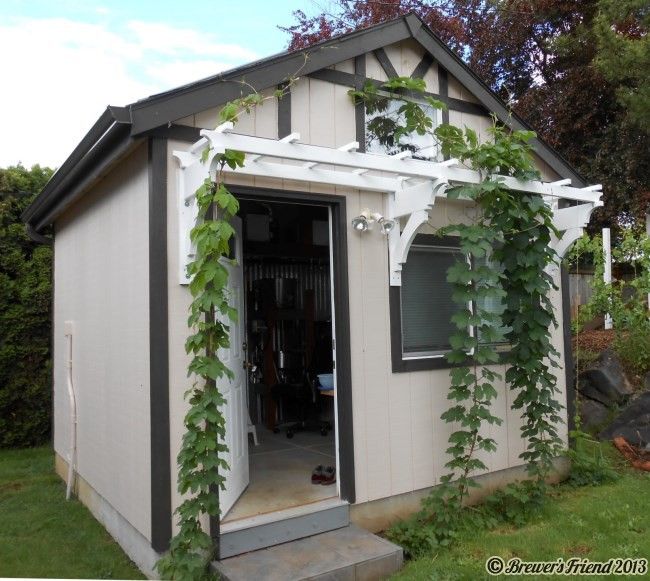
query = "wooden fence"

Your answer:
(568, 271), (595, 319)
